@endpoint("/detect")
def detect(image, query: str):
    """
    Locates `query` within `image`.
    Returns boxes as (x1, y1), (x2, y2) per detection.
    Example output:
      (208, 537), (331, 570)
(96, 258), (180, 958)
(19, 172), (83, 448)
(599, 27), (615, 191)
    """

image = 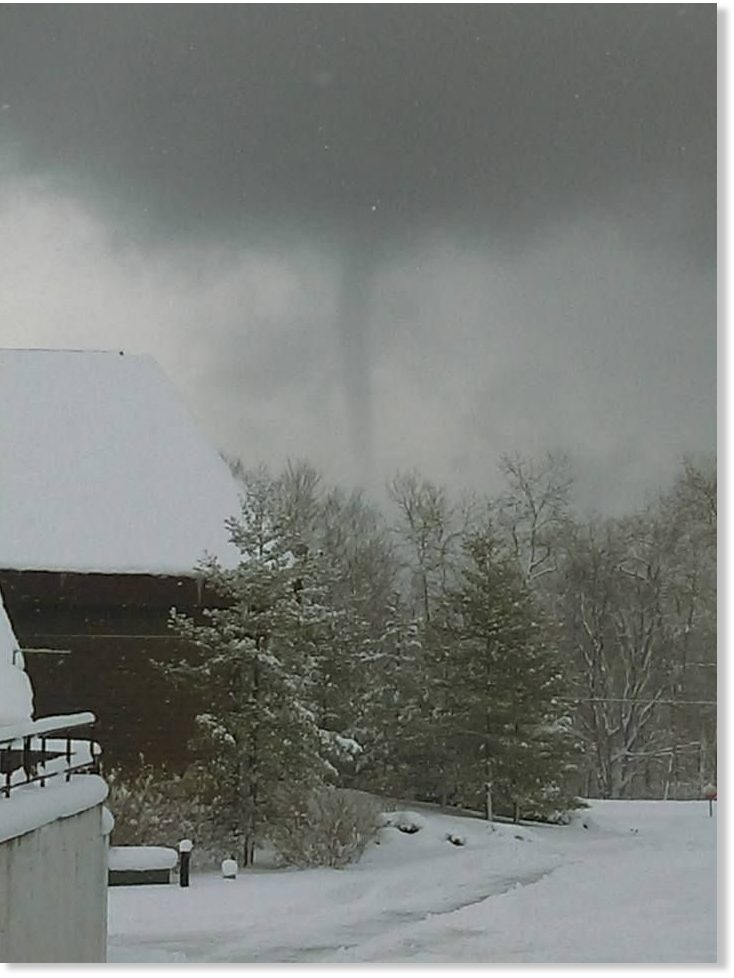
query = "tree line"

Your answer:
(163, 453), (716, 862)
